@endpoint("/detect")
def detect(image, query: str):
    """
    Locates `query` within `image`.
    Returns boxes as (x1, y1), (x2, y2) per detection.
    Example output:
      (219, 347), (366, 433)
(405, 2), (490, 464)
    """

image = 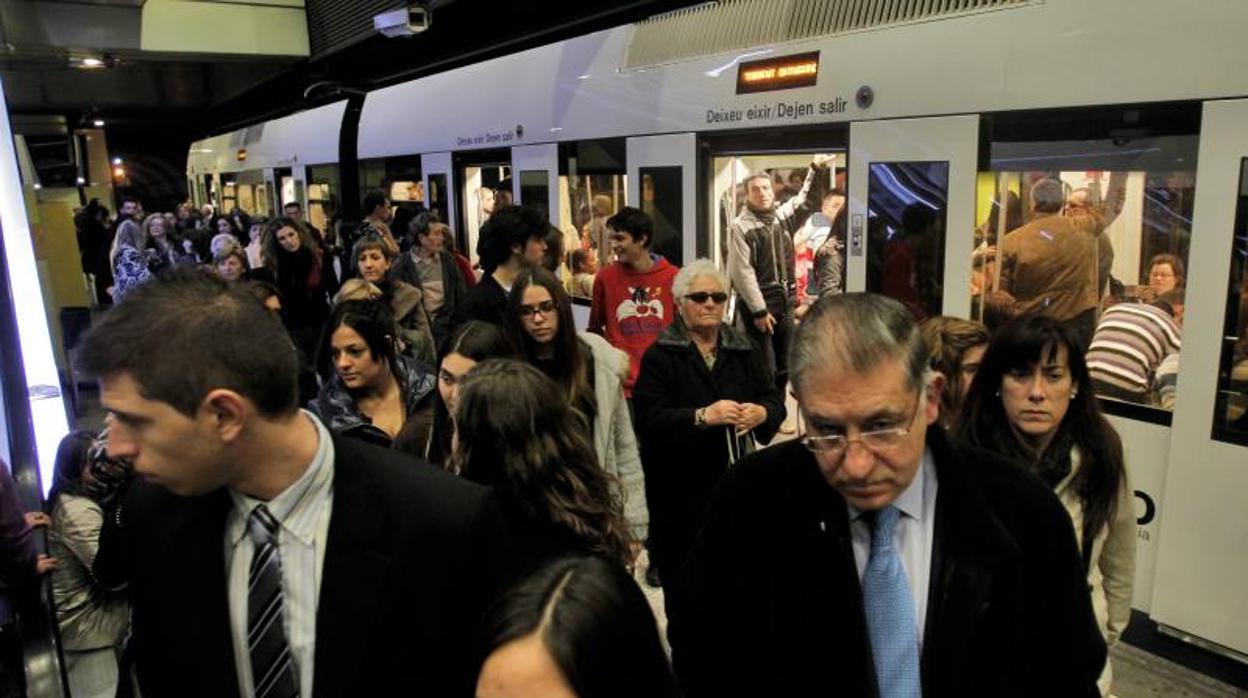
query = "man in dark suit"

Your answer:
(670, 293), (1105, 697)
(84, 267), (511, 697)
